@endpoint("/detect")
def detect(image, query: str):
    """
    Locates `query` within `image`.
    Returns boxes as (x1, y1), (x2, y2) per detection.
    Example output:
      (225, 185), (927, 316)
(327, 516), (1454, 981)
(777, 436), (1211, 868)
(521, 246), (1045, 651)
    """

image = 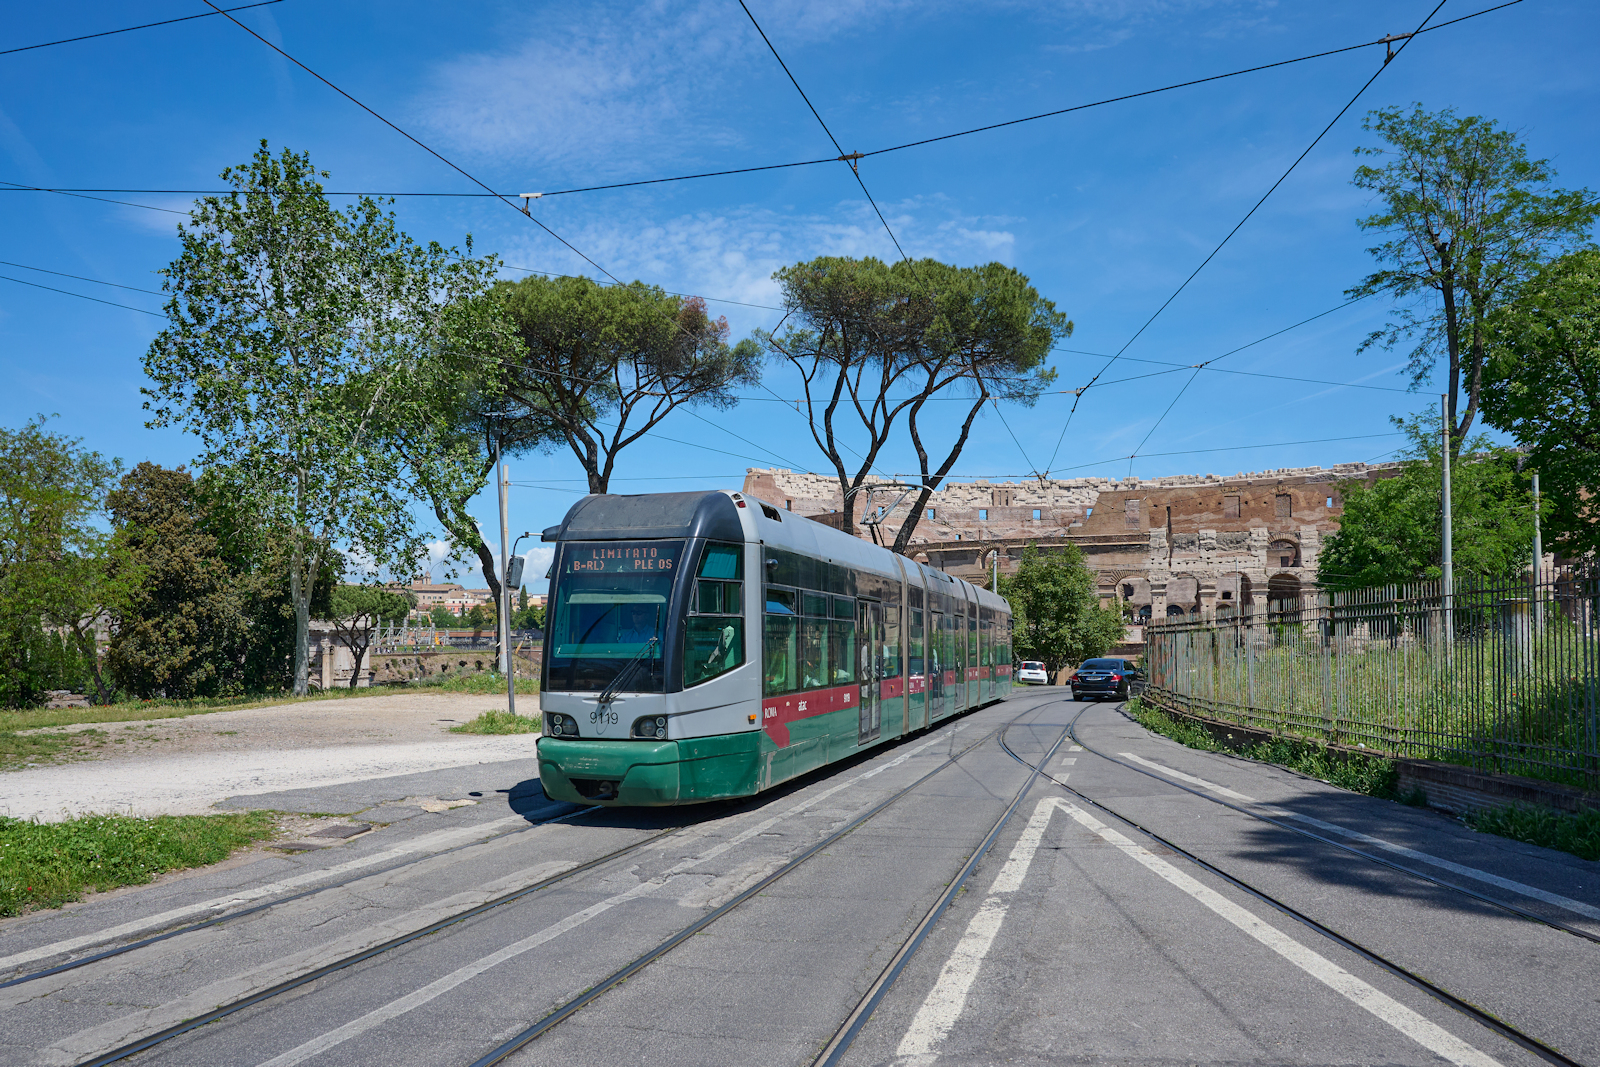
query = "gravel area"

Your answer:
(2, 693), (542, 822)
